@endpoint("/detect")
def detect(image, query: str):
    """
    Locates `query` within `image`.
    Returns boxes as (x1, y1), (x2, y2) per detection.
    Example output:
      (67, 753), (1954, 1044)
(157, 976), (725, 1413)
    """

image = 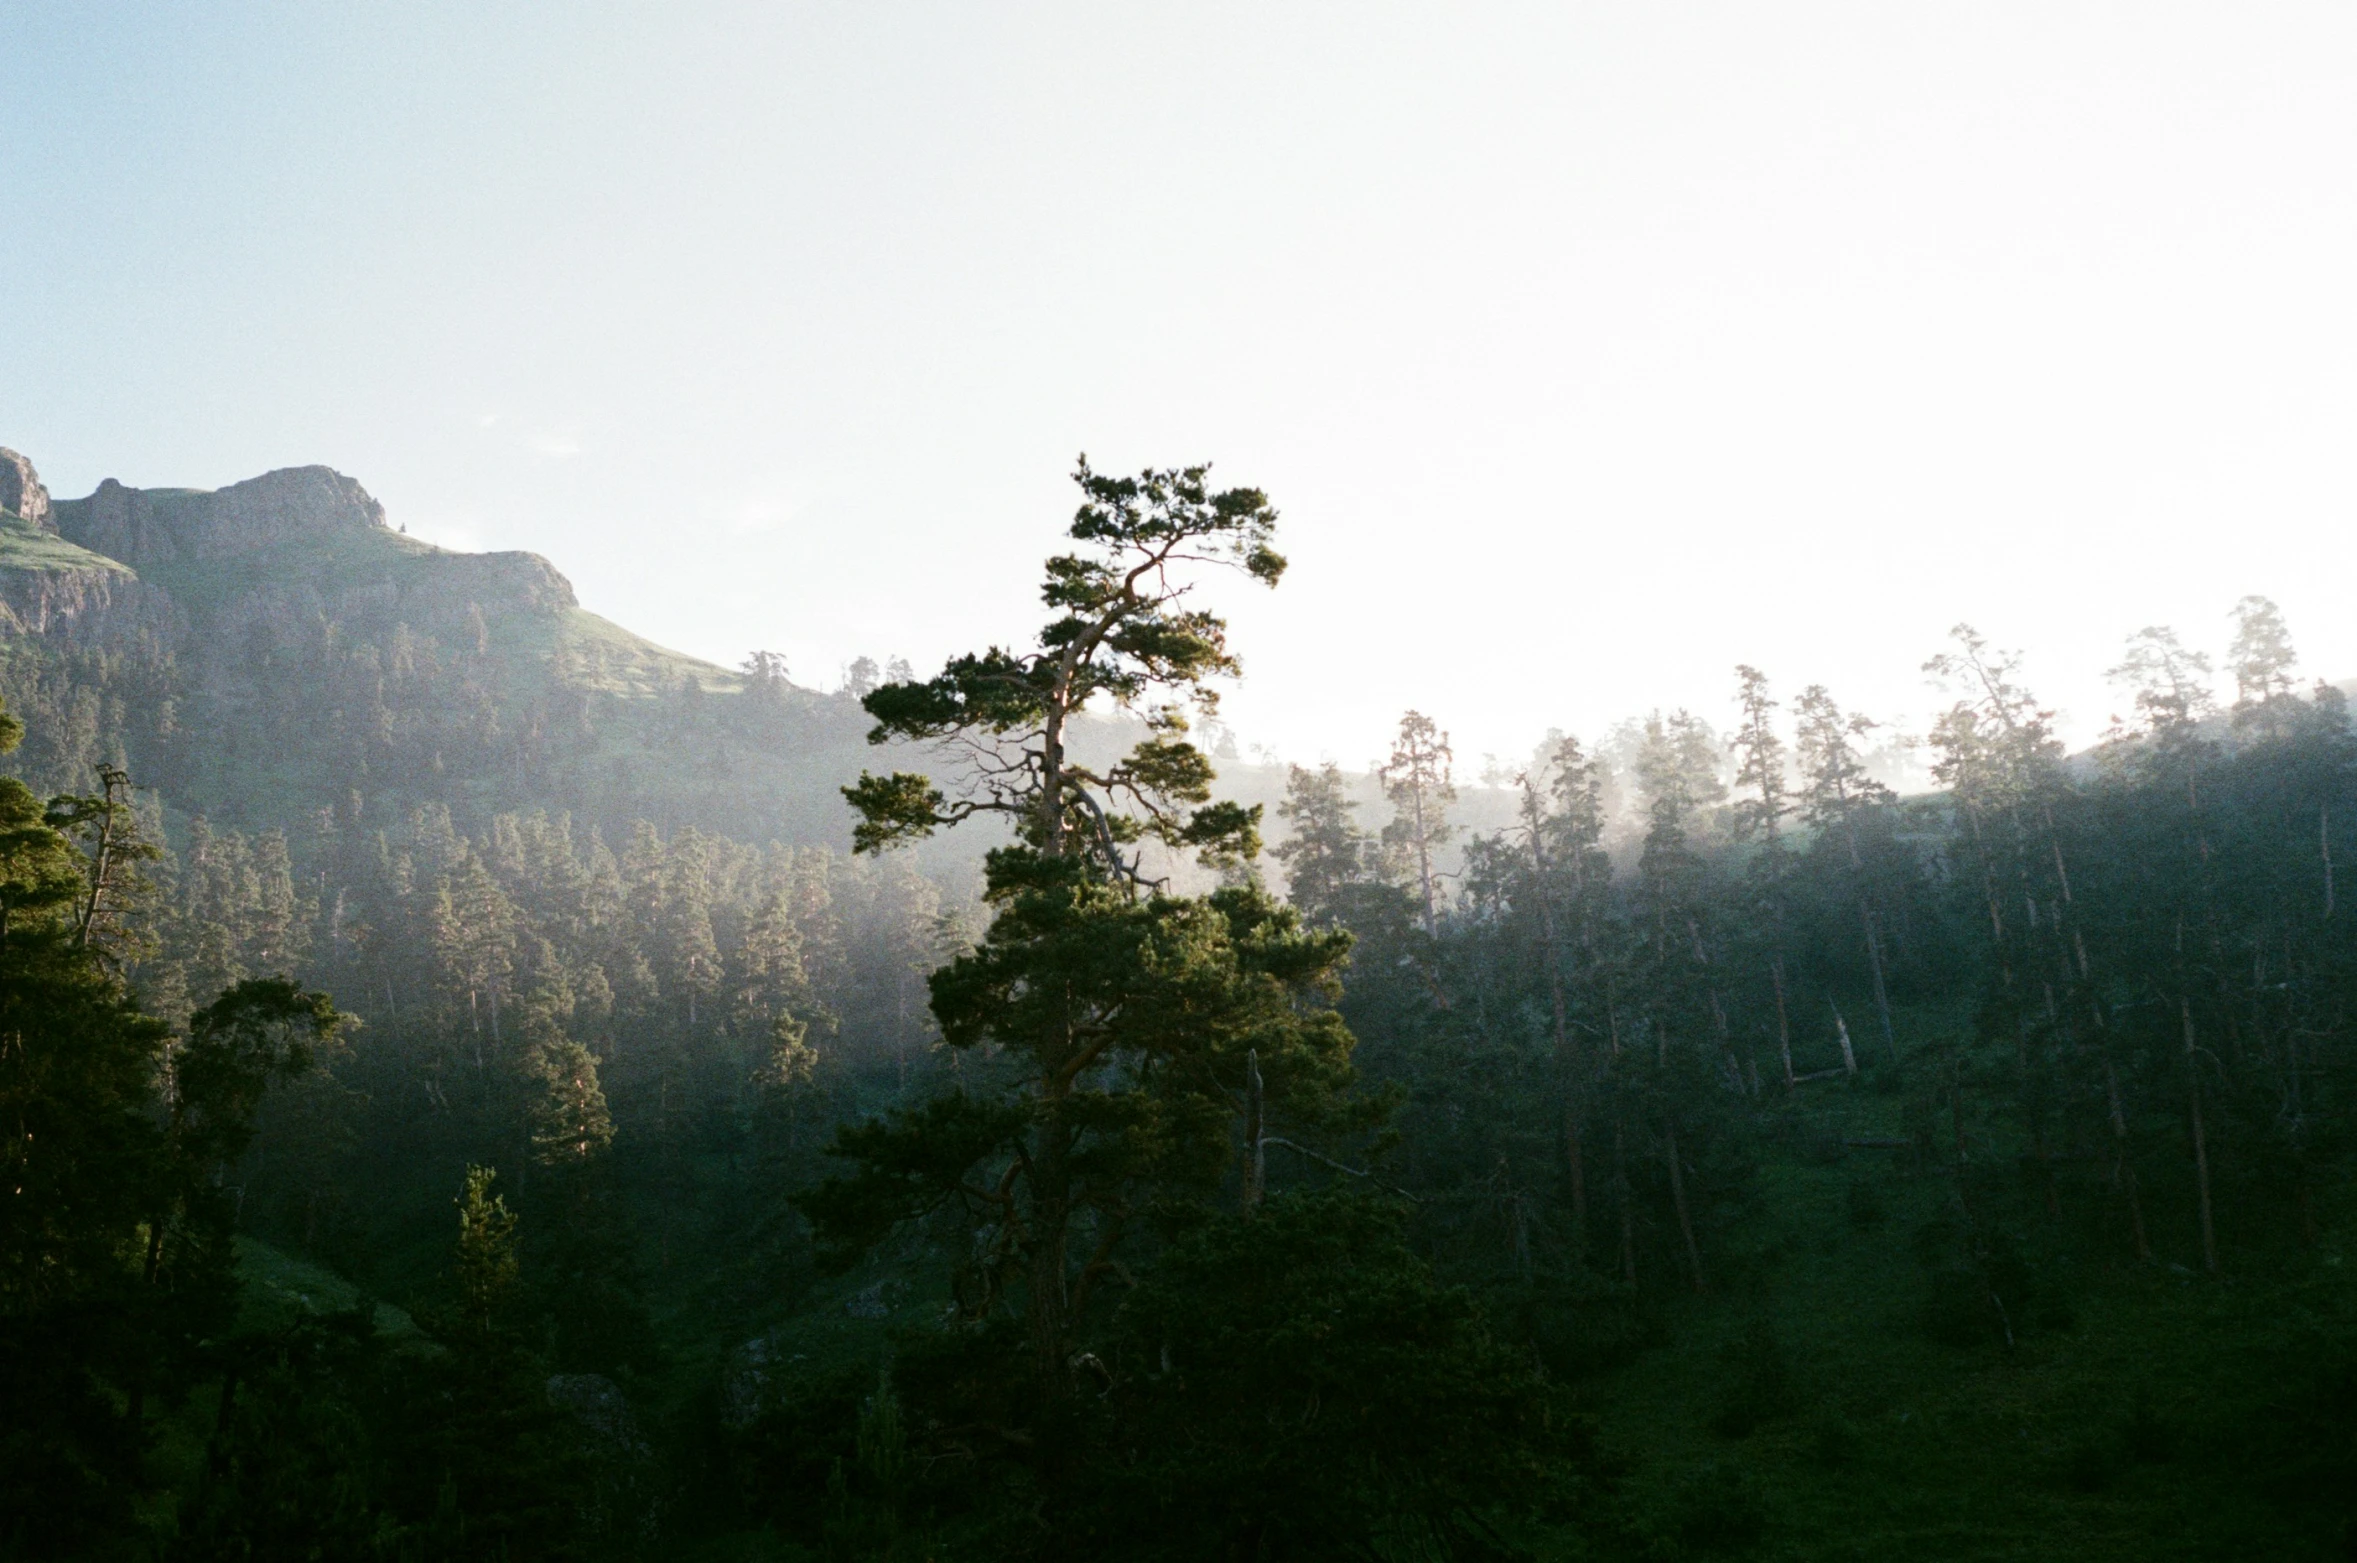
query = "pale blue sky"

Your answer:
(7, 4), (2357, 770)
